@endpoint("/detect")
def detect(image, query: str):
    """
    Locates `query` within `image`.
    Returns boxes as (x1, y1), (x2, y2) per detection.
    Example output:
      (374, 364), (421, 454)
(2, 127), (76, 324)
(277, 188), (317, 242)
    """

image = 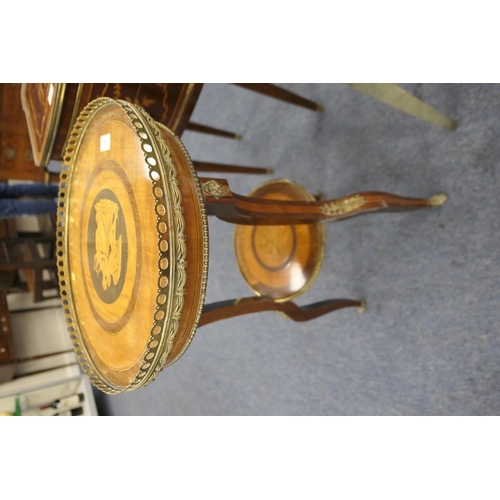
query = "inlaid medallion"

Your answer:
(234, 179), (326, 302)
(87, 189), (128, 303)
(251, 225), (297, 272)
